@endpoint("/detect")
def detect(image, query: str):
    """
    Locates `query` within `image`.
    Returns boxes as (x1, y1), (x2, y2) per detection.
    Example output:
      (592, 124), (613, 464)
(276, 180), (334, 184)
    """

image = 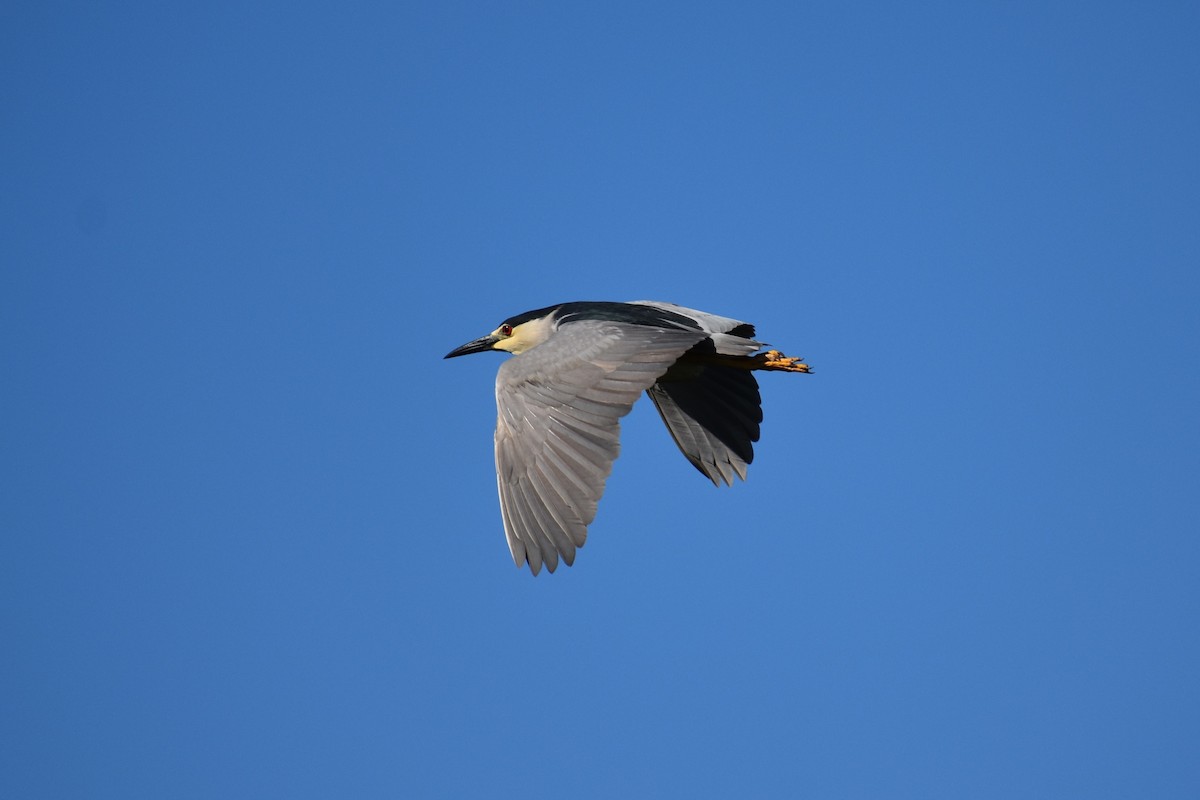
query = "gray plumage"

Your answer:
(445, 300), (810, 575)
